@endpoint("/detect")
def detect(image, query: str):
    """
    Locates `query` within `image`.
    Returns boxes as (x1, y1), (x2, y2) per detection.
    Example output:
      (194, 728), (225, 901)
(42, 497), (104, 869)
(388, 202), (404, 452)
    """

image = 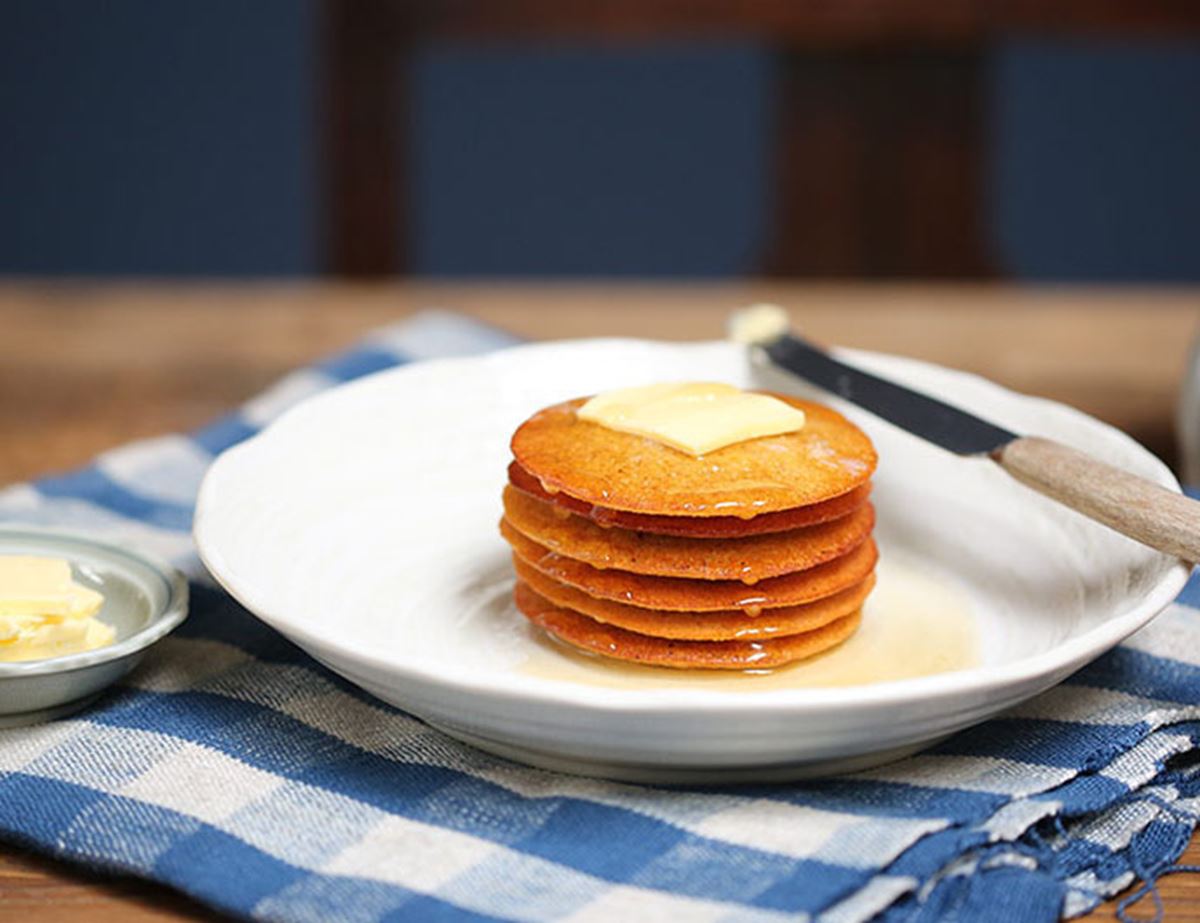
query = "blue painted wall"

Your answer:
(1, 3), (1197, 280)
(0, 0), (316, 275)
(992, 41), (1200, 282)
(410, 43), (771, 277)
